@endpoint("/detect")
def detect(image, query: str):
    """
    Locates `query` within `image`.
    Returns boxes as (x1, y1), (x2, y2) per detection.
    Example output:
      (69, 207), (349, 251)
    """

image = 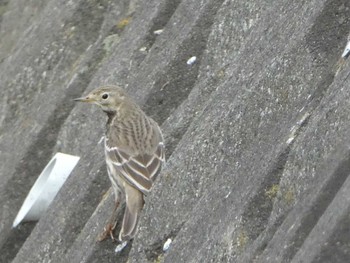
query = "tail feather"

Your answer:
(119, 184), (144, 241)
(119, 205), (140, 241)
